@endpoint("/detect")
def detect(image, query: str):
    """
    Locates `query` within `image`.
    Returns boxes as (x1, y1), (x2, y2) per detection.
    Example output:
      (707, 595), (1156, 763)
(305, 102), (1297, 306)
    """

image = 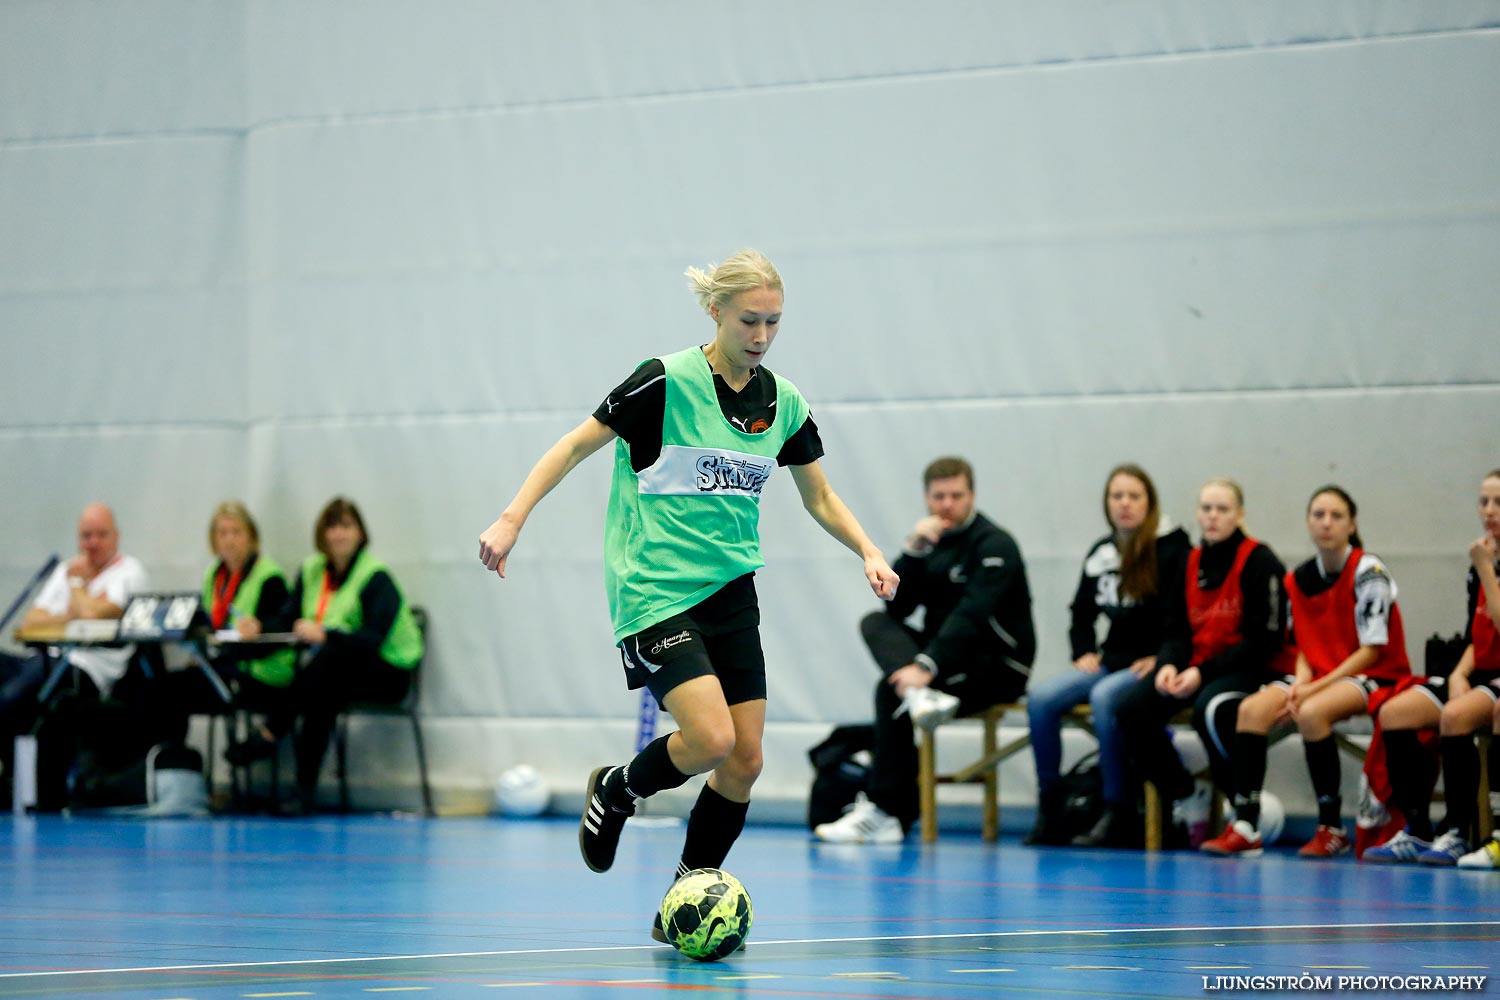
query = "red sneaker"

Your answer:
(1200, 820), (1264, 857)
(1298, 825), (1351, 858)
